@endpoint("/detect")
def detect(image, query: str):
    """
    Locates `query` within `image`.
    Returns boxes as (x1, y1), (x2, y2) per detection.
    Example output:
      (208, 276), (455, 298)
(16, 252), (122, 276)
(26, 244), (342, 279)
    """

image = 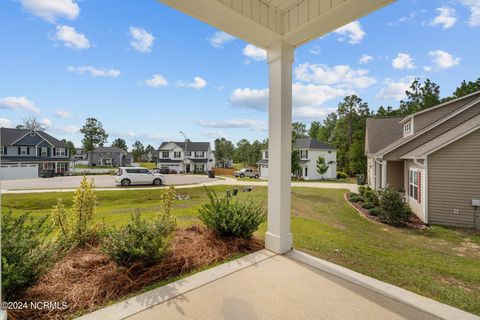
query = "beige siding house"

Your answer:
(365, 91), (480, 228)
